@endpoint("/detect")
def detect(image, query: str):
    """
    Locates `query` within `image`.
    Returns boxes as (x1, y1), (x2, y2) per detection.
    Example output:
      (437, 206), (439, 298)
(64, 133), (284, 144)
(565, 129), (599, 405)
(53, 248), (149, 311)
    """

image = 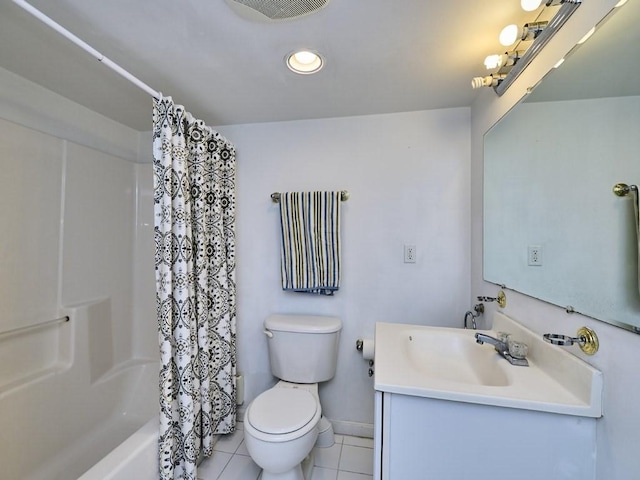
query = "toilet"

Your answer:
(244, 314), (342, 480)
